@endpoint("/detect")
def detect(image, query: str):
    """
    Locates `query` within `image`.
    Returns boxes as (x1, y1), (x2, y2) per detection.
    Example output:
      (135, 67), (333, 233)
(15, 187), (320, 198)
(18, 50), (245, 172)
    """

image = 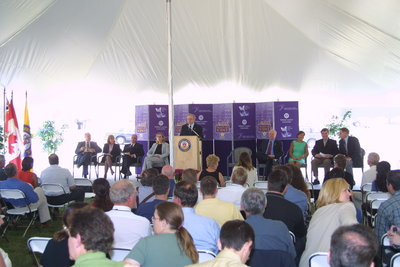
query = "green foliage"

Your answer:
(37, 121), (68, 154)
(326, 110), (352, 138)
